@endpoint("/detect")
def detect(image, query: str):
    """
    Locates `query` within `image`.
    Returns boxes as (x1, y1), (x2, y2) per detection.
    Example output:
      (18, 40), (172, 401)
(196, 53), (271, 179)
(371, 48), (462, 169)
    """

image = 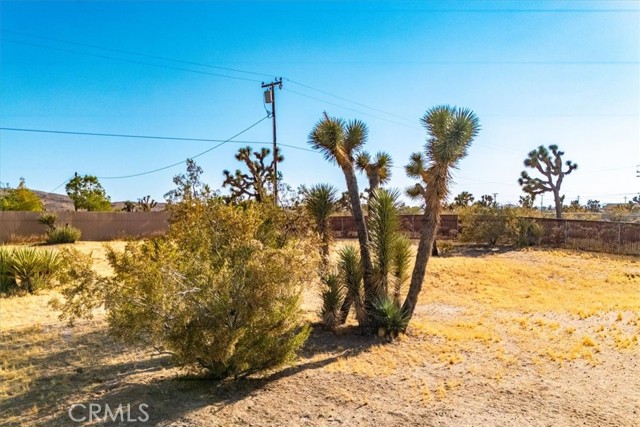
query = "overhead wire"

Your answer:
(0, 29), (276, 79)
(1, 39), (262, 83)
